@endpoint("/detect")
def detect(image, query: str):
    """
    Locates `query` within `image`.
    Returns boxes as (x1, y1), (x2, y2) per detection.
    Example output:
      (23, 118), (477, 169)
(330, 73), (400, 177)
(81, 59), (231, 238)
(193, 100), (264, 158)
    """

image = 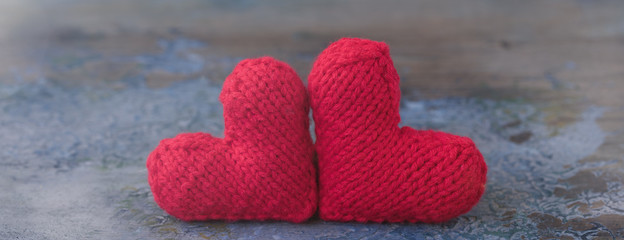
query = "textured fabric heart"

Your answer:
(309, 38), (488, 223)
(146, 57), (317, 223)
